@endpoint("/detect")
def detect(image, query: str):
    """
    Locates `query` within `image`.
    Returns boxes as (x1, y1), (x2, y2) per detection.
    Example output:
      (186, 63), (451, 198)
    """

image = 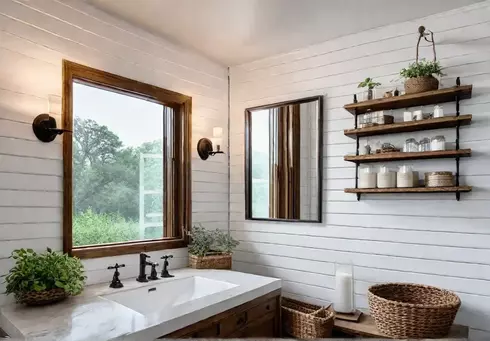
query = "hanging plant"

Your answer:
(401, 26), (444, 94)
